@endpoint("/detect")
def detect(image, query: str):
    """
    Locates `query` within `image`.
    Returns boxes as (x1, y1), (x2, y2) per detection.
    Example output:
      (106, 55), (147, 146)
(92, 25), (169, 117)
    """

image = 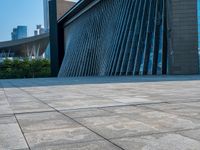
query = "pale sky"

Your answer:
(0, 0), (79, 42)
